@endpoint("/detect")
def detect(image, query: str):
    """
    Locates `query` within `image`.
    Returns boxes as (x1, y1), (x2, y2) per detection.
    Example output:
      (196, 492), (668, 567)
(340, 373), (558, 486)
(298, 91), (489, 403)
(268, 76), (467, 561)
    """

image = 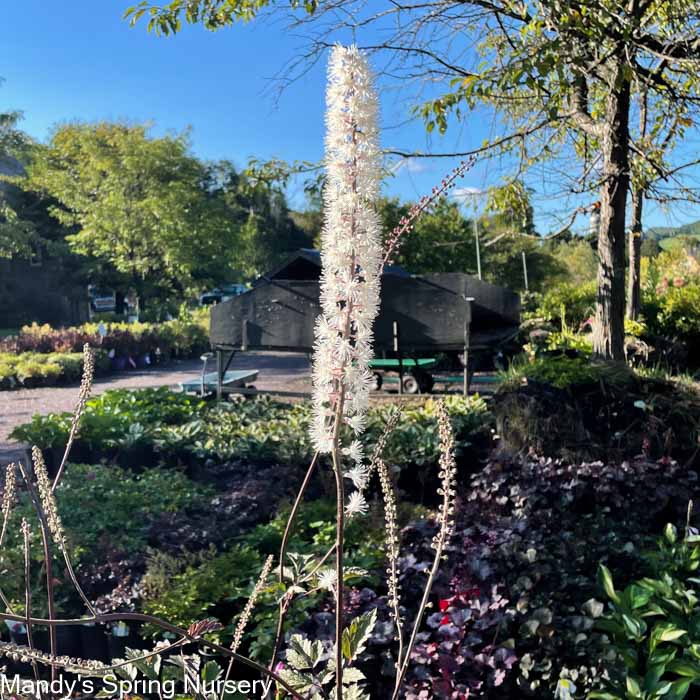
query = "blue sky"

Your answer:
(2, 0), (699, 233)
